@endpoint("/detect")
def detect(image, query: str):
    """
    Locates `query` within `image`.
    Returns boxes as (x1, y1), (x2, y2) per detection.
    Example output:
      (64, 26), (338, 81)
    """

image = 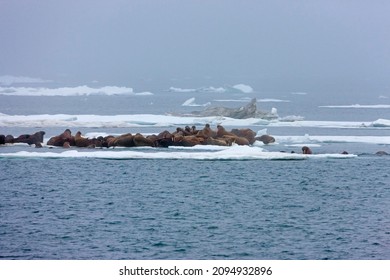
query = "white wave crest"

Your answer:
(0, 85), (153, 96)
